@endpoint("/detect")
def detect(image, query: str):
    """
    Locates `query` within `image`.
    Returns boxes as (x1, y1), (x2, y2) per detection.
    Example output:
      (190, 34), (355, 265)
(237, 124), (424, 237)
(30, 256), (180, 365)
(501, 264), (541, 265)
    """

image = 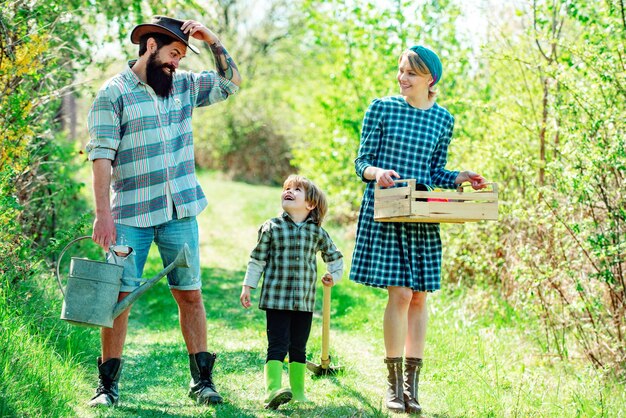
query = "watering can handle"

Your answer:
(55, 236), (97, 298)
